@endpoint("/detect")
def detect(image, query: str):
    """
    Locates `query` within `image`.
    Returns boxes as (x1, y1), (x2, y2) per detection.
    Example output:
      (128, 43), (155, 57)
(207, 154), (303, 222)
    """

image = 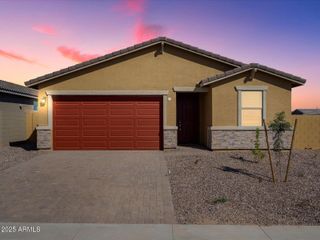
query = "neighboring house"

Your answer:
(0, 80), (38, 147)
(24, 37), (305, 150)
(292, 109), (320, 115)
